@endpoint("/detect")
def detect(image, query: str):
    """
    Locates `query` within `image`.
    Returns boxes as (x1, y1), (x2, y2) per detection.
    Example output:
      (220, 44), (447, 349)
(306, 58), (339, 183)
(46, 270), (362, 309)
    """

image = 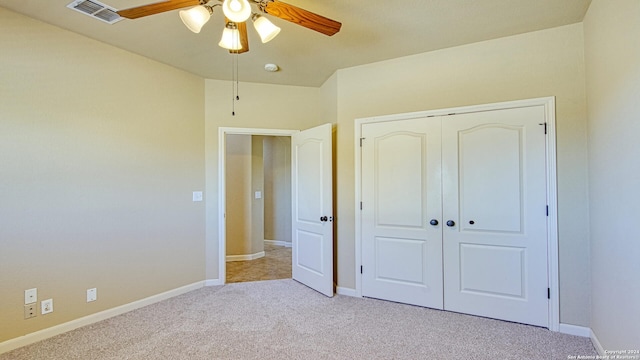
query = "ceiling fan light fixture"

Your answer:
(219, 23), (243, 51)
(222, 0), (251, 23)
(252, 14), (280, 43)
(179, 5), (212, 33)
